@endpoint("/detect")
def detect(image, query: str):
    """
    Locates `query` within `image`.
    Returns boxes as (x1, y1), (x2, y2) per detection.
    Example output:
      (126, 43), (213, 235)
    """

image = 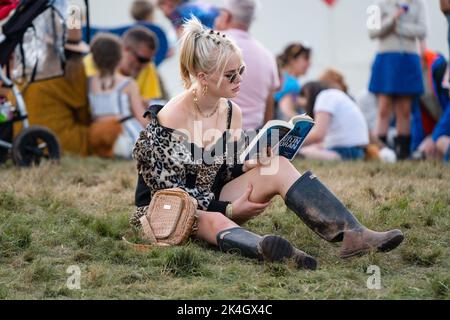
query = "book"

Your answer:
(240, 114), (315, 162)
